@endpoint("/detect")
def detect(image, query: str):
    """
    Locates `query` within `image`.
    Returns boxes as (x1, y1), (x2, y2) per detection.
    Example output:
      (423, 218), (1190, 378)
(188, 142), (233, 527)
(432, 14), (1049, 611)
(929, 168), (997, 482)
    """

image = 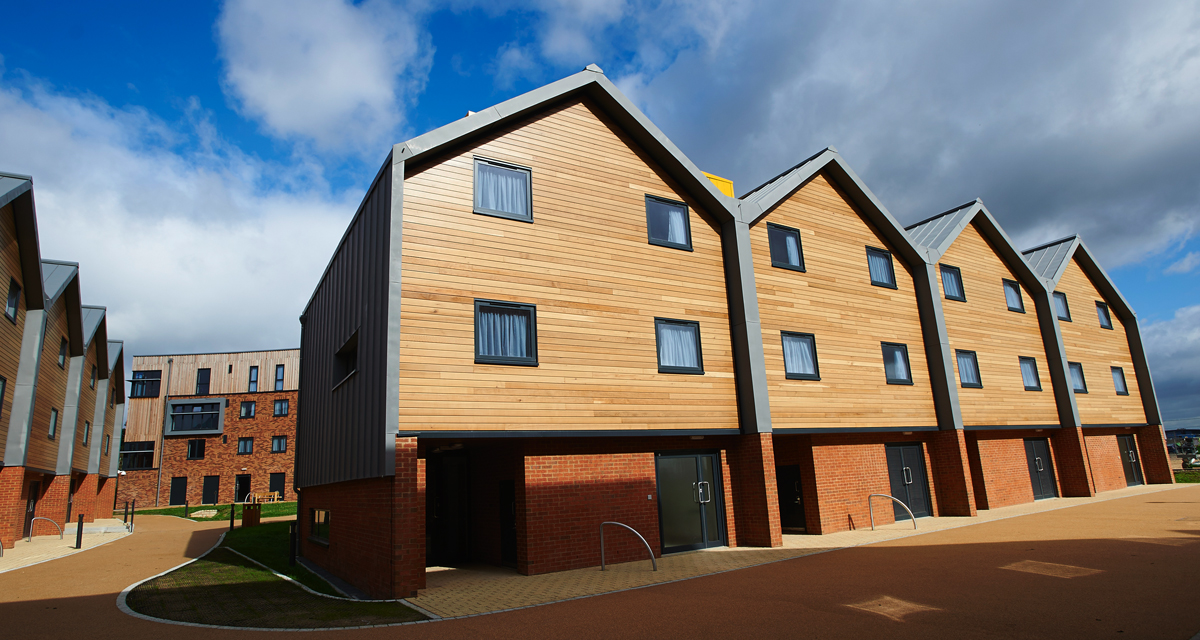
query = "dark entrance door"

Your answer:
(499, 480), (517, 567)
(169, 477), (188, 505)
(427, 453), (469, 566)
(269, 473), (285, 497)
(1024, 438), (1058, 500)
(23, 481), (40, 538)
(234, 474), (251, 502)
(202, 476), (220, 504)
(1117, 434), (1144, 486)
(776, 464), (807, 533)
(66, 477), (77, 523)
(885, 444), (932, 520)
(655, 452), (725, 554)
